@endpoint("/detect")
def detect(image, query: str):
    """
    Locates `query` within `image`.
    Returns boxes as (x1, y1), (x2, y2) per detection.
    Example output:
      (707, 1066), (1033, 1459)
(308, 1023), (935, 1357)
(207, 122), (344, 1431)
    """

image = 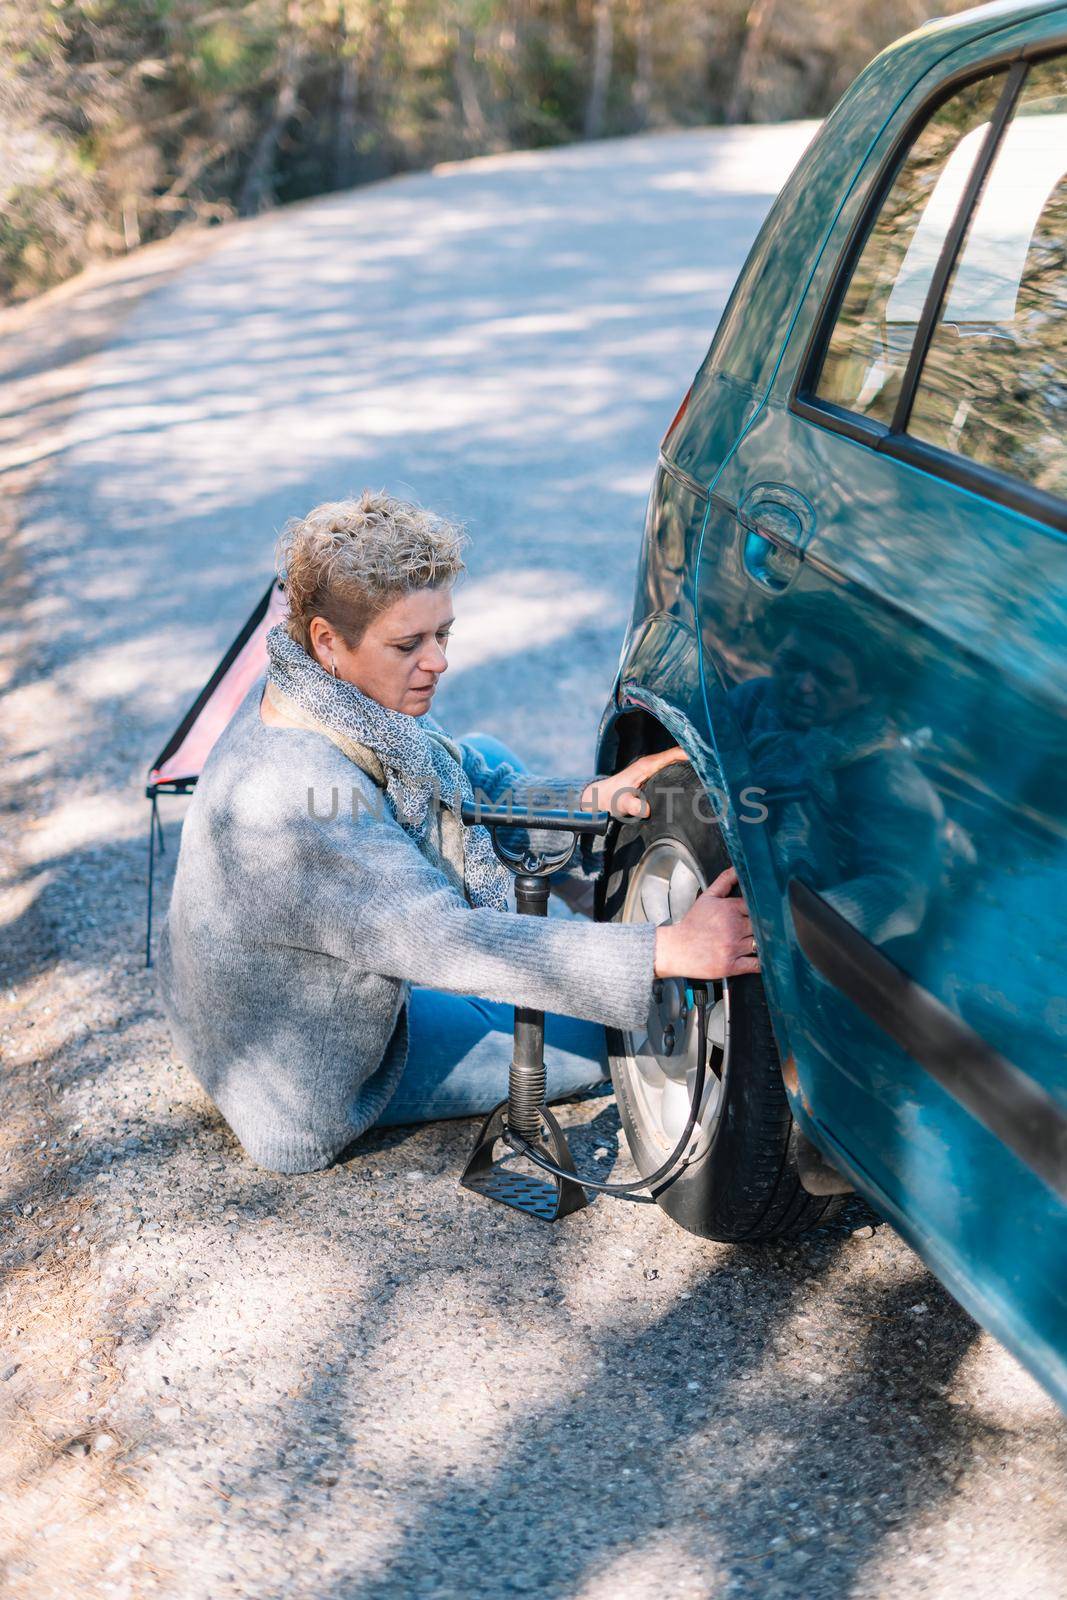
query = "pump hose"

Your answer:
(506, 982), (712, 1204)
